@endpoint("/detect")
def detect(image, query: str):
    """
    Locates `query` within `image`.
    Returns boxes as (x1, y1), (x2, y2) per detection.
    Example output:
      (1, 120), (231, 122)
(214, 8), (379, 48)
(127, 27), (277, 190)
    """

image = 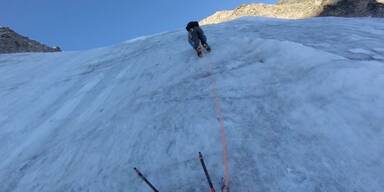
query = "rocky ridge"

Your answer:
(321, 0), (384, 17)
(201, 0), (384, 25)
(0, 27), (61, 54)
